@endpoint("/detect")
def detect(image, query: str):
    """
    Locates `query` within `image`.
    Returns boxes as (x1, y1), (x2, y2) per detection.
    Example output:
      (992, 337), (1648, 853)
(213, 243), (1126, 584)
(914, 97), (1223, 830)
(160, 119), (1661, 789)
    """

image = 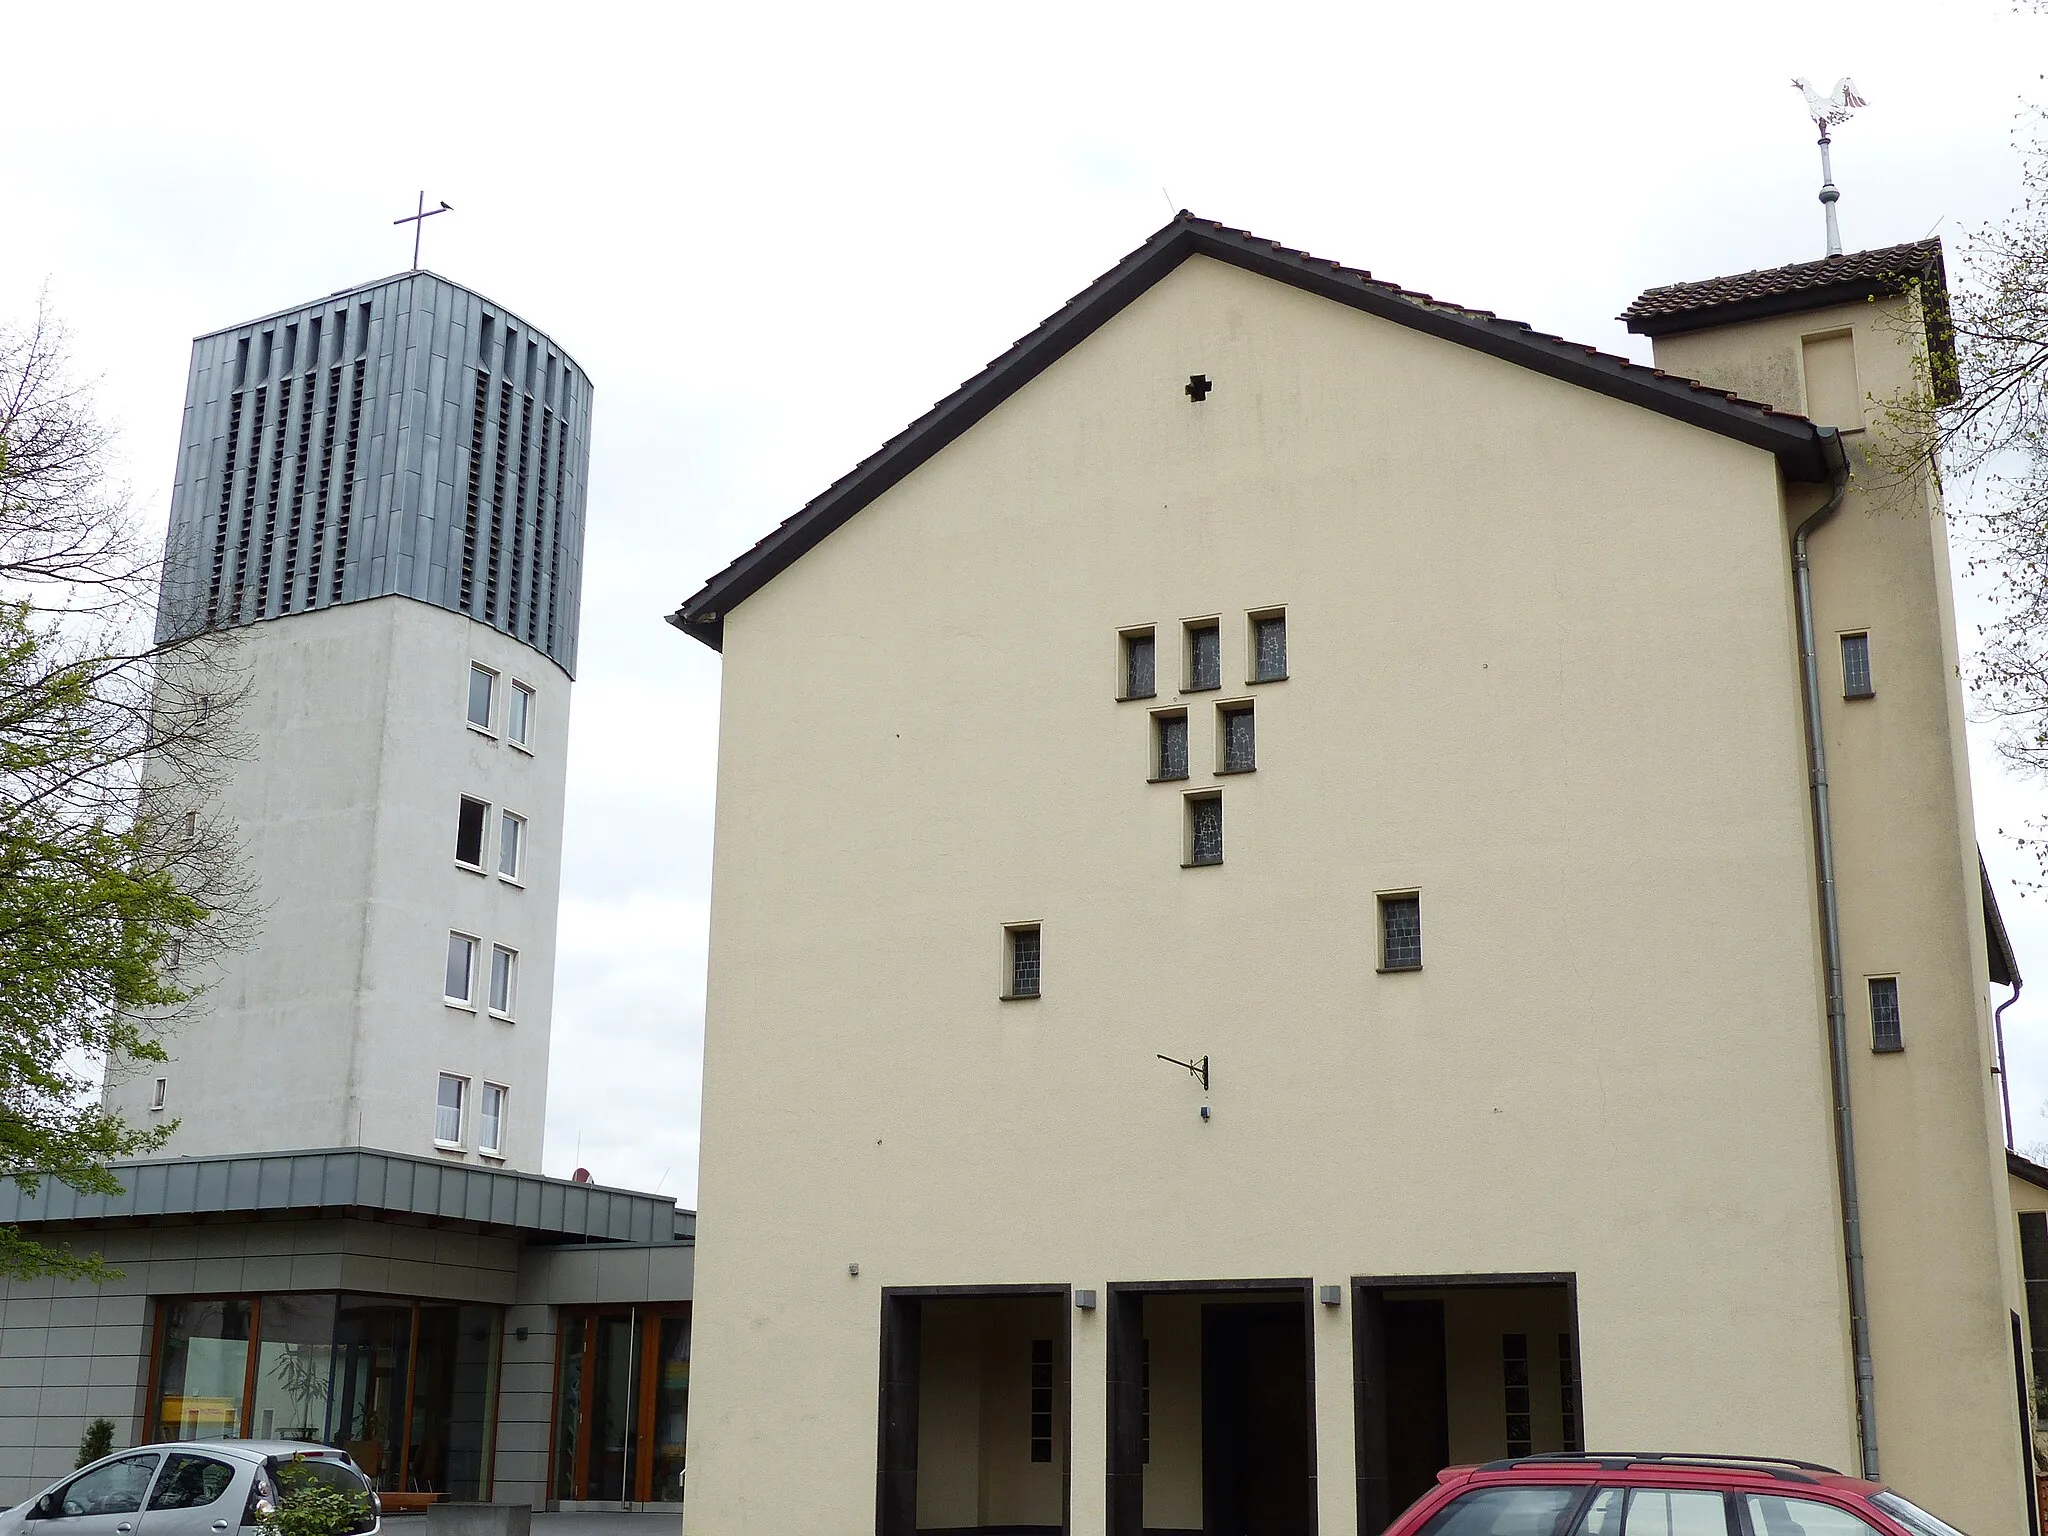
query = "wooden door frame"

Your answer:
(552, 1303), (693, 1505)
